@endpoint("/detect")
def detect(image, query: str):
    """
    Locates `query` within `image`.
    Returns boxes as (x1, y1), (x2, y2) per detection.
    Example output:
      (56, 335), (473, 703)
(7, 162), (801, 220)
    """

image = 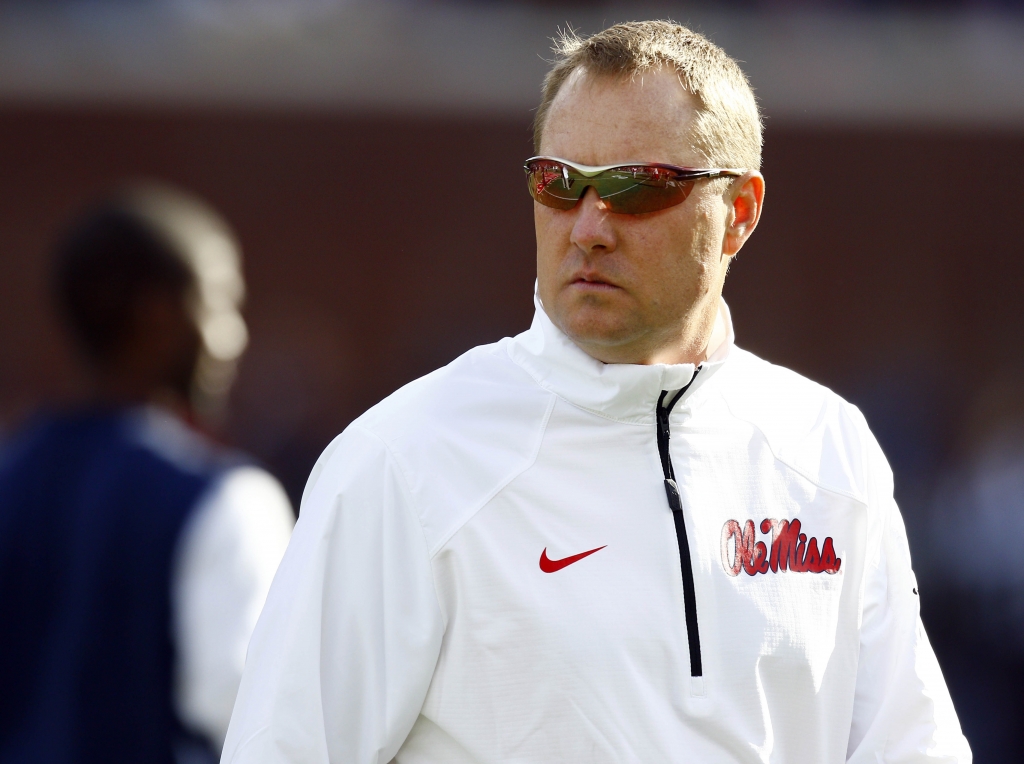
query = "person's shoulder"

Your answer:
(0, 412), (64, 492)
(0, 407), (235, 528)
(0, 407), (222, 485)
(712, 346), (884, 503)
(303, 339), (554, 549)
(122, 407), (239, 477)
(719, 346), (850, 409)
(0, 411), (57, 466)
(355, 337), (552, 441)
